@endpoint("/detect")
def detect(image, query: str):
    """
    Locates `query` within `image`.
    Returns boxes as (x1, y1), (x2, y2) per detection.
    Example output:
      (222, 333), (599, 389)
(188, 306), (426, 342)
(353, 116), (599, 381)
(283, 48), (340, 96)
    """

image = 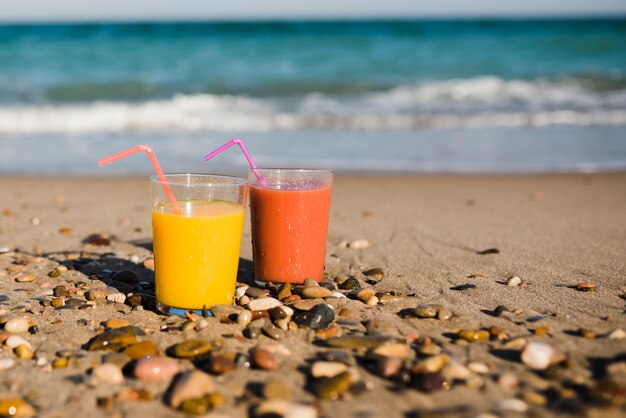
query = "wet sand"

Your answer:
(0, 173), (625, 418)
